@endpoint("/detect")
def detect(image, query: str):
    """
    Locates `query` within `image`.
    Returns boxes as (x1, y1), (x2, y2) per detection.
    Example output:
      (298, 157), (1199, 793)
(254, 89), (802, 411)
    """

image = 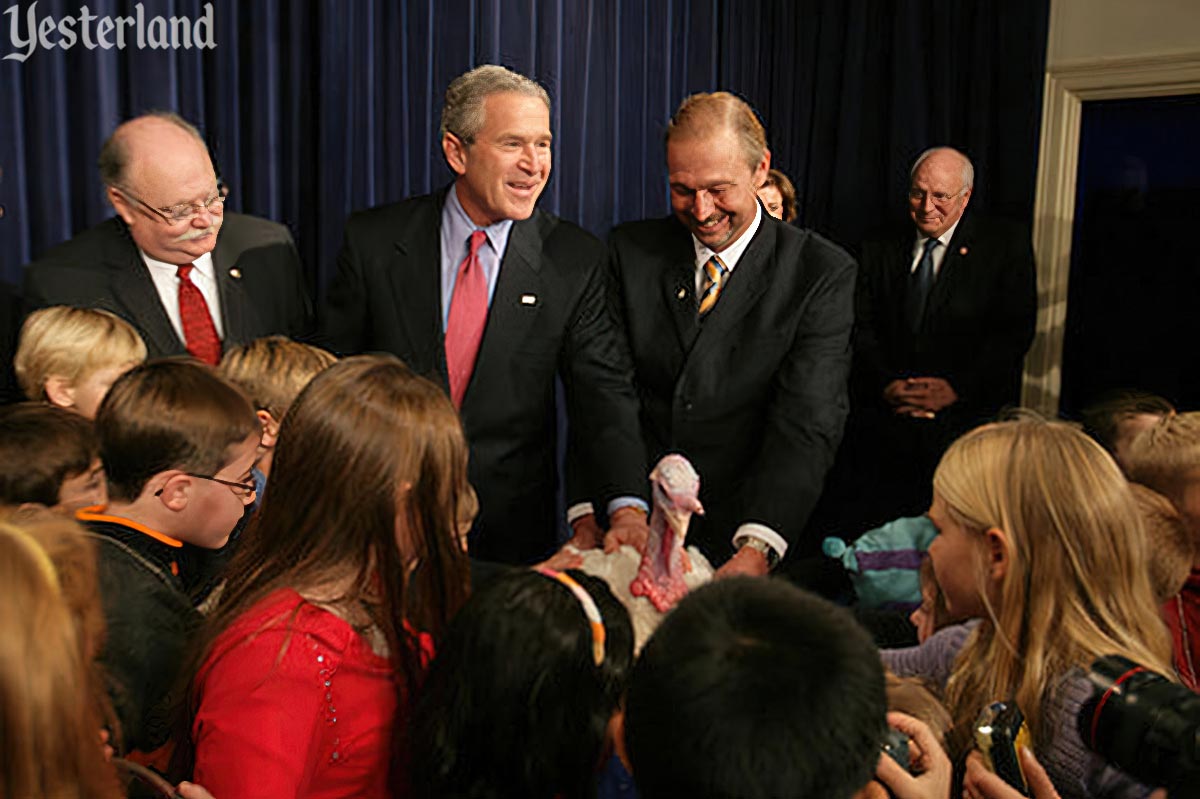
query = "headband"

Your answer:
(536, 567), (606, 666)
